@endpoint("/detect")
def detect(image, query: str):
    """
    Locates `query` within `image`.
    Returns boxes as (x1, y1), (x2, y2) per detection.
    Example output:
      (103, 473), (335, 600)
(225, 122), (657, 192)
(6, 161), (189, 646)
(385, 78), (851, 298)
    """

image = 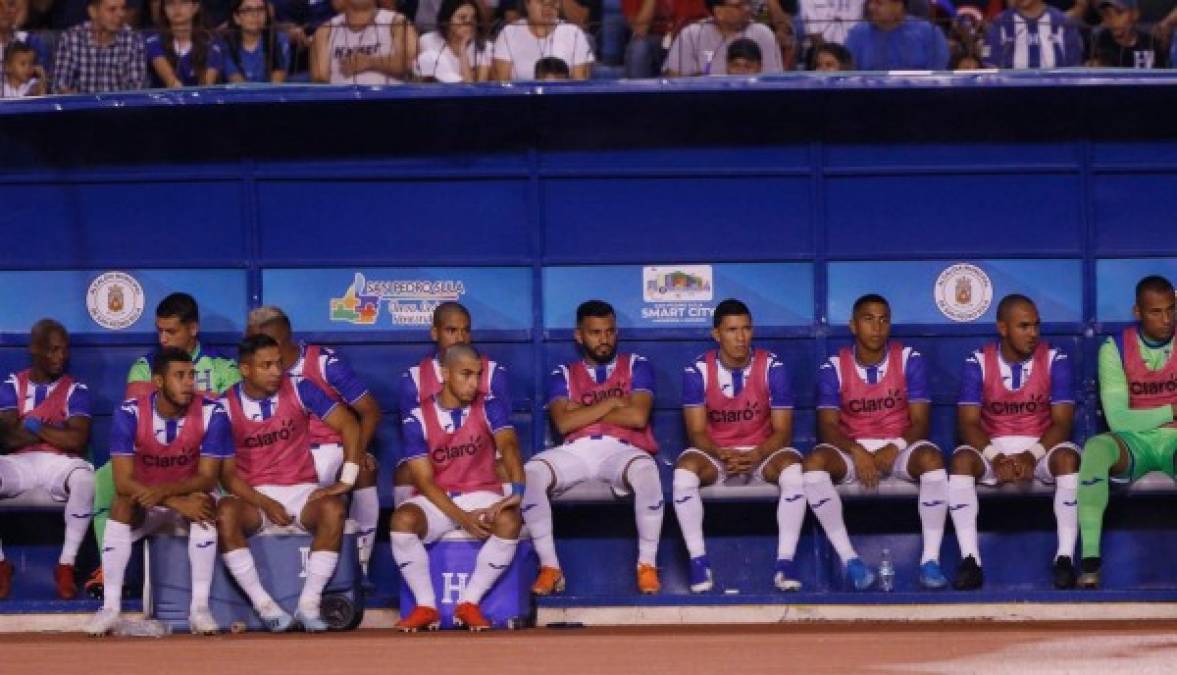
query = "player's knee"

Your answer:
(950, 449), (978, 476)
(389, 505), (421, 534)
(803, 447), (832, 472)
(524, 460), (554, 492)
(912, 444), (944, 471)
(67, 466), (95, 490)
(1050, 446), (1081, 475)
(626, 456), (659, 484)
(109, 494), (136, 522)
(494, 504), (523, 534)
(216, 497), (242, 527)
(674, 452), (707, 475)
(317, 495), (347, 524)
